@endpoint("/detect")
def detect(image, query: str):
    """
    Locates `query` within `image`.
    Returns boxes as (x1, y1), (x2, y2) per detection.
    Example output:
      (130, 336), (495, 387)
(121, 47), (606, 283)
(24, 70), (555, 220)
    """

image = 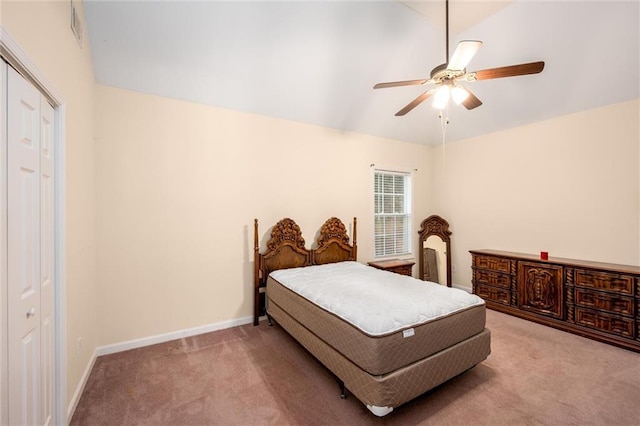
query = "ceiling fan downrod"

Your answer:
(445, 0), (450, 64)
